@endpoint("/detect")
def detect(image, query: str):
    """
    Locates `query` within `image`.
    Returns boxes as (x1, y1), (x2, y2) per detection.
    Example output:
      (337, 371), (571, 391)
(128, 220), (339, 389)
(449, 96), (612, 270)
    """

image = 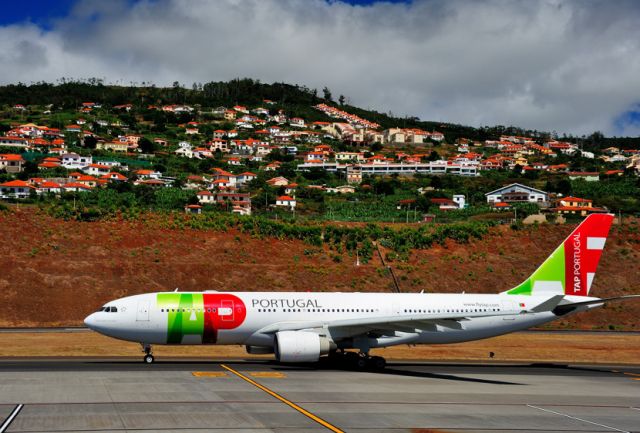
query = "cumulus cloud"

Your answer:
(1, 0), (640, 136)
